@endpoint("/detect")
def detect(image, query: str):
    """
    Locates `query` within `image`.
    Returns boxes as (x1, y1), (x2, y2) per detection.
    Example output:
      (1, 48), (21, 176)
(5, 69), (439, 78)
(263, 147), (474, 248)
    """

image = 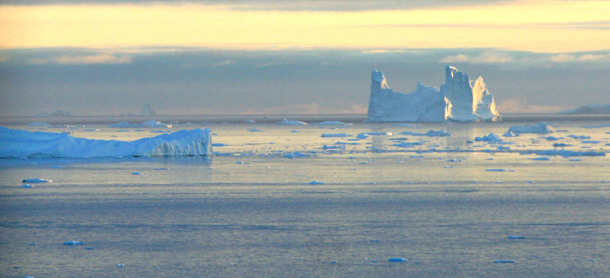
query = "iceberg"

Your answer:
(367, 66), (500, 122)
(277, 119), (308, 126)
(504, 122), (554, 136)
(0, 127), (213, 158)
